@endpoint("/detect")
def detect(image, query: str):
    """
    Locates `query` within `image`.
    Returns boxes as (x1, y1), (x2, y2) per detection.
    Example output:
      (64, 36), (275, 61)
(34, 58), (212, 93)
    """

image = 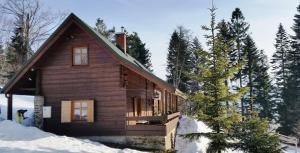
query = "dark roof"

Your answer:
(2, 13), (175, 94)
